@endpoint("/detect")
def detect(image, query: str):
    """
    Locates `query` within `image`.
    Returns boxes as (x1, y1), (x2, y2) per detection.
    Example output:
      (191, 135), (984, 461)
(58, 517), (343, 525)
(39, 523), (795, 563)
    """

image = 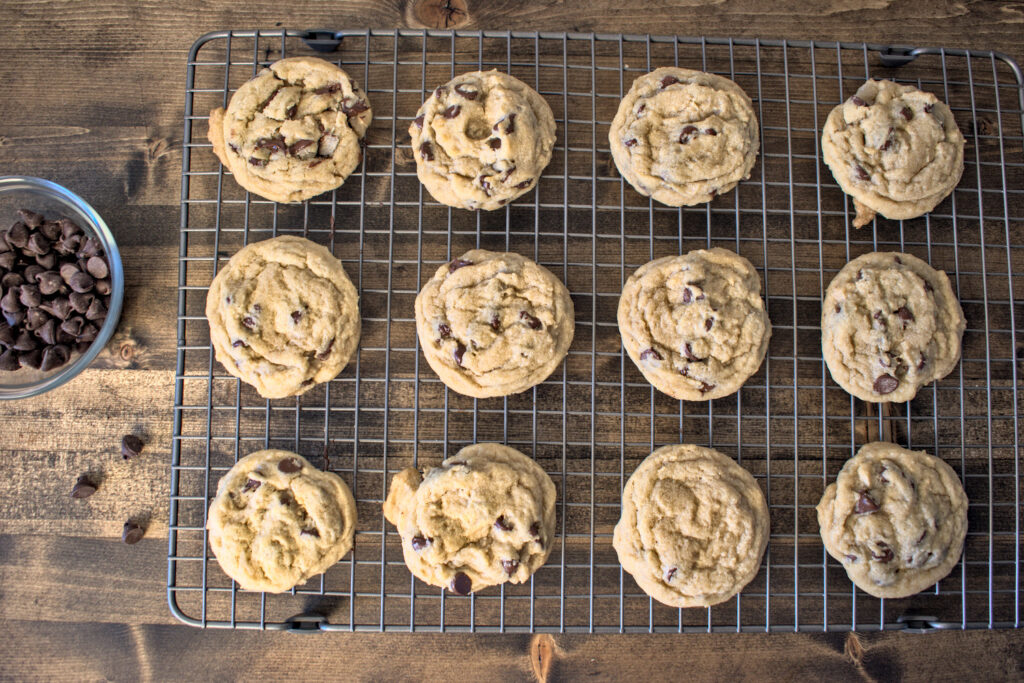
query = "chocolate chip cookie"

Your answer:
(208, 56), (372, 203)
(206, 235), (360, 399)
(382, 443), (557, 595)
(822, 251), (965, 403)
(817, 442), (968, 599)
(207, 450), (357, 593)
(409, 70), (556, 210)
(609, 67), (759, 206)
(822, 79), (964, 227)
(414, 250), (574, 397)
(613, 444), (769, 608)
(618, 248), (771, 401)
